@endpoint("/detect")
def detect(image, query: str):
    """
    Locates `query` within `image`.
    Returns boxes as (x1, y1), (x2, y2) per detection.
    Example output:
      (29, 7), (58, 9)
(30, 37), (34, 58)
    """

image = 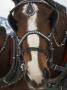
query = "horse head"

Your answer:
(8, 0), (67, 89)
